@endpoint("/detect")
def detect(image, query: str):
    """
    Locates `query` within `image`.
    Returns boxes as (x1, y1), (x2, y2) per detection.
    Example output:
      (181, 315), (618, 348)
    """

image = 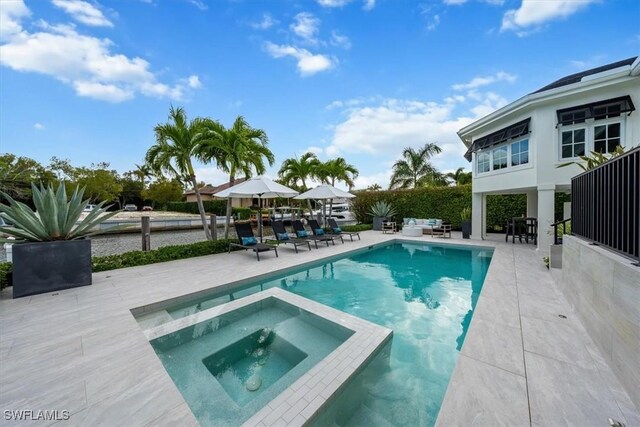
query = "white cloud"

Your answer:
(452, 71), (516, 91)
(0, 0), (31, 40)
(251, 12), (278, 30)
(194, 167), (229, 185)
(501, 0), (598, 34)
(427, 14), (440, 31)
(363, 0), (375, 11)
(468, 91), (508, 117)
(0, 4), (201, 103)
(264, 42), (335, 76)
(303, 146), (324, 155)
(317, 0), (352, 7)
(330, 31), (351, 49)
(290, 12), (320, 44)
(443, 0), (467, 5)
(186, 0), (207, 11)
(51, 0), (113, 27)
(353, 170), (392, 189)
(34, 122), (45, 130)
